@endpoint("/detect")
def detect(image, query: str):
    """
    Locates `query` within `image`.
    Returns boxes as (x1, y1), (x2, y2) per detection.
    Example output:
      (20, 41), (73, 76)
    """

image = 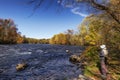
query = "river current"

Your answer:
(0, 44), (84, 80)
